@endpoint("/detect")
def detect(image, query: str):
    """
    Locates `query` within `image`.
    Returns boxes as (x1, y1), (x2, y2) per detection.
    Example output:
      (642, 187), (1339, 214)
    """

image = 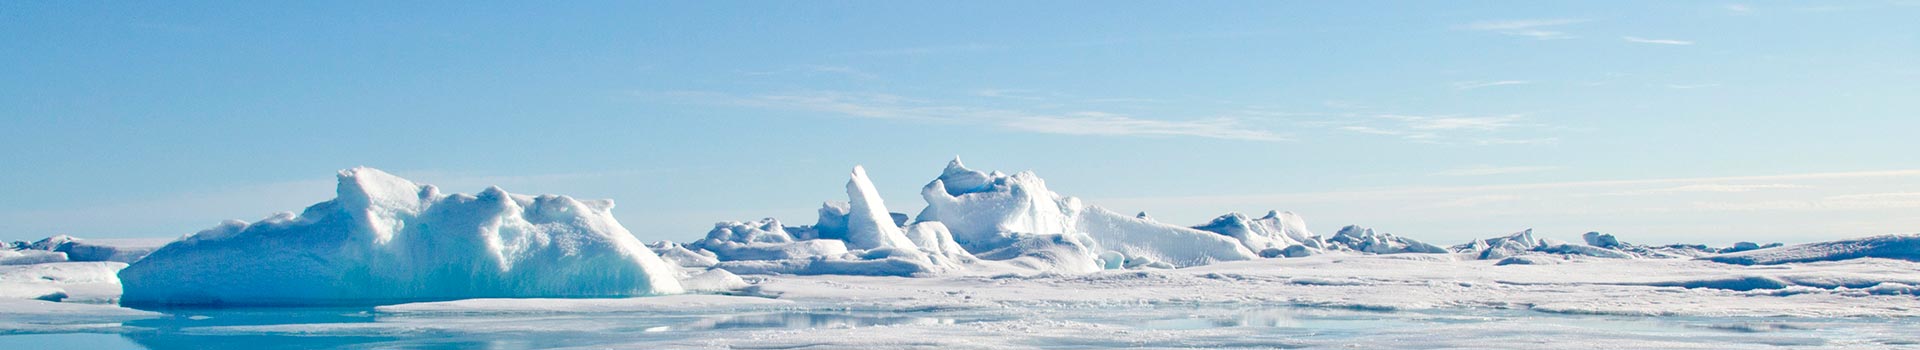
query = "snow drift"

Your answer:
(1703, 233), (1920, 265)
(118, 167), (683, 306)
